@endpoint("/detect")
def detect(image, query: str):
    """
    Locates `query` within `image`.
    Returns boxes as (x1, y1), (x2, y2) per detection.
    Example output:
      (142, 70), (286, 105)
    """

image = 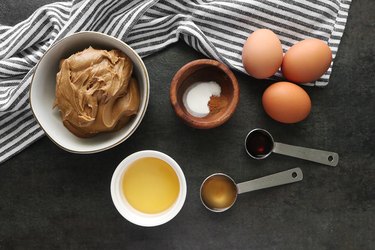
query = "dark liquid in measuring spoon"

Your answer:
(245, 130), (273, 158)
